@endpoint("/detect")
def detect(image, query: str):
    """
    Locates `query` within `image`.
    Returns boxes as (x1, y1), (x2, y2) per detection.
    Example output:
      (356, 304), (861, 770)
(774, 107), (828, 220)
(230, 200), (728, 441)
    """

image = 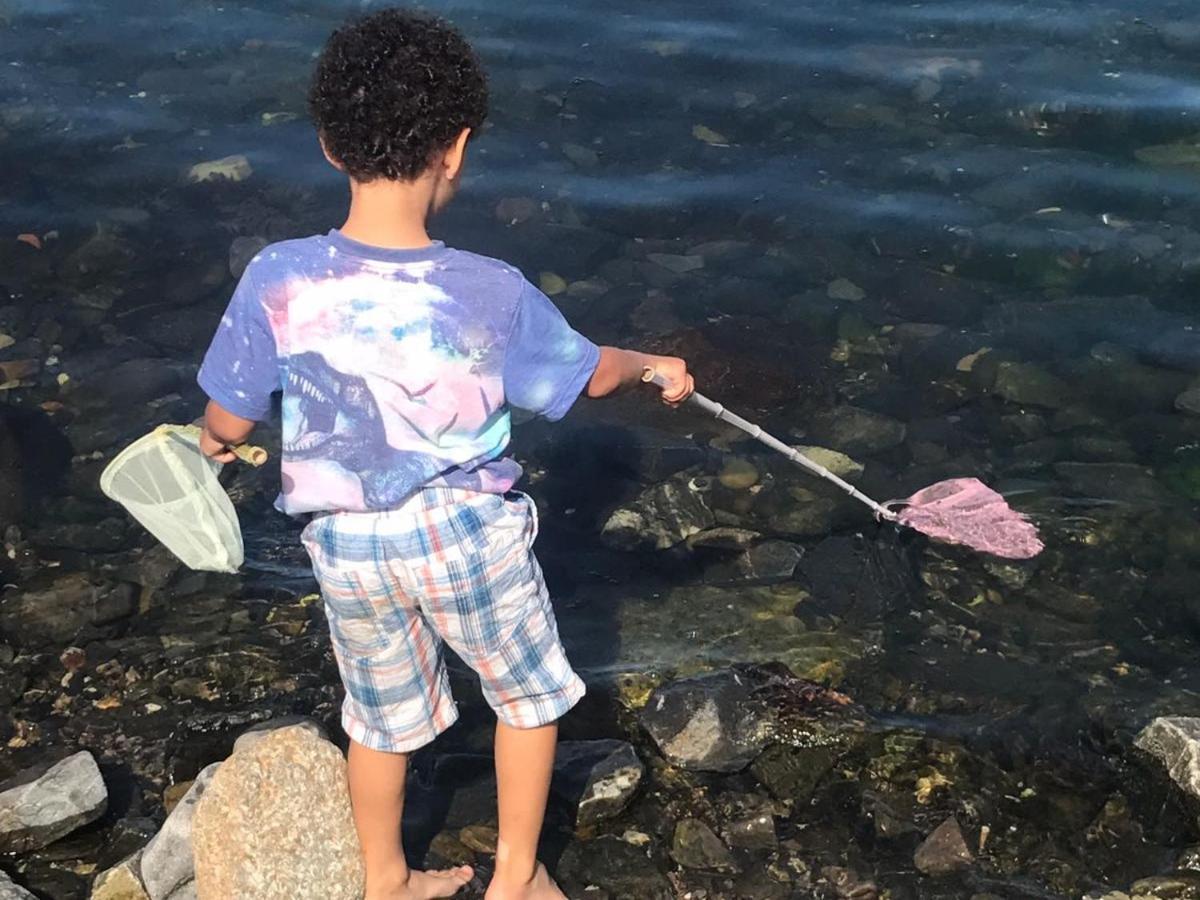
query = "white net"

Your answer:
(100, 425), (244, 573)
